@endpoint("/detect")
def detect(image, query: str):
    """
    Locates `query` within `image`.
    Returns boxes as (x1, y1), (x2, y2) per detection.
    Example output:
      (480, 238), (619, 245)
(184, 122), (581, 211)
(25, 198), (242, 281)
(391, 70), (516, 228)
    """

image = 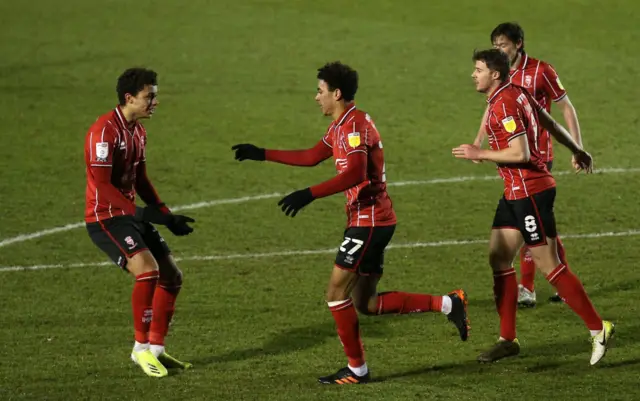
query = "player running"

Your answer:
(232, 61), (469, 384)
